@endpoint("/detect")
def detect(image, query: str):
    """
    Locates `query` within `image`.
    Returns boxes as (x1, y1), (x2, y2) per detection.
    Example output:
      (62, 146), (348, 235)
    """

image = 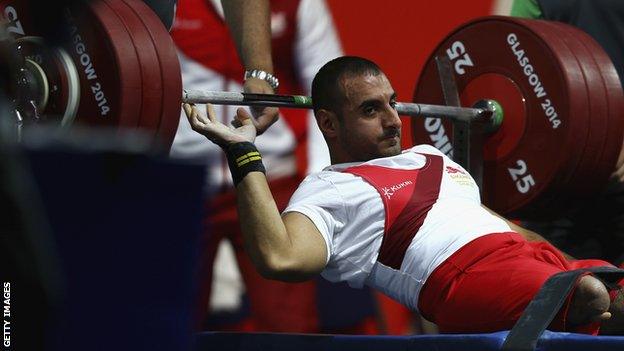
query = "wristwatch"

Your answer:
(244, 69), (279, 90)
